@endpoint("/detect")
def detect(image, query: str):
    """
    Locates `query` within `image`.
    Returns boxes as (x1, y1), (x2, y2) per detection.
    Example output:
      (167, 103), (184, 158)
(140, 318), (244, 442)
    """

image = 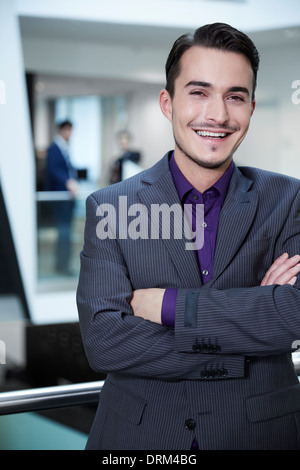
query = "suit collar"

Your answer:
(141, 152), (253, 196)
(140, 152), (172, 185)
